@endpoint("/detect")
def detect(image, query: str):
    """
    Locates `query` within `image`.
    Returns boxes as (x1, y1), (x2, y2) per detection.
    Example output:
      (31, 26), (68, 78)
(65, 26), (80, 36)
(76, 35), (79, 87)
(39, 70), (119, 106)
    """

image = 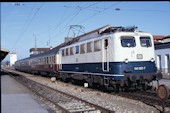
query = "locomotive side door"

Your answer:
(102, 38), (110, 72)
